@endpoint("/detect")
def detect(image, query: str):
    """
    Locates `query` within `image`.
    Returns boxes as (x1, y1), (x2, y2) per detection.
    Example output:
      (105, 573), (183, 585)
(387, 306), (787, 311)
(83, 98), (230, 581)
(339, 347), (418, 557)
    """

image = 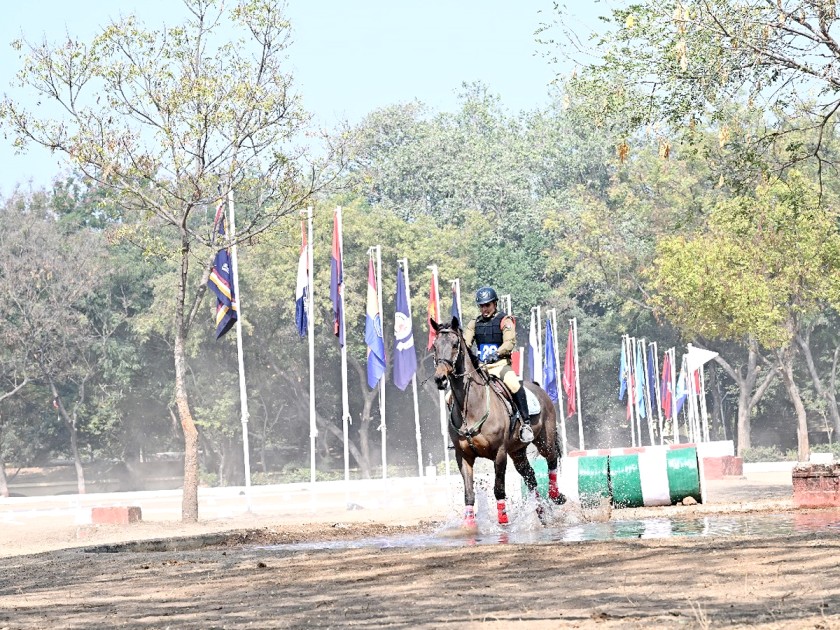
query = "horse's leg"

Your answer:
(493, 449), (509, 525)
(535, 408), (566, 505)
(455, 448), (477, 527)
